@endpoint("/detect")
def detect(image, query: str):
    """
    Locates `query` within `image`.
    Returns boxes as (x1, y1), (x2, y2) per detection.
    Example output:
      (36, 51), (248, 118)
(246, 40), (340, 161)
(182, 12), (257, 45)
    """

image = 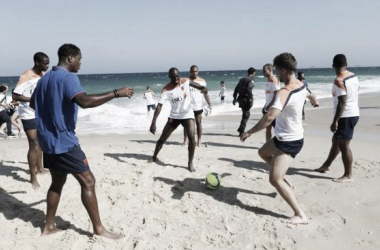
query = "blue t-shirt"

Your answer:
(32, 66), (85, 154)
